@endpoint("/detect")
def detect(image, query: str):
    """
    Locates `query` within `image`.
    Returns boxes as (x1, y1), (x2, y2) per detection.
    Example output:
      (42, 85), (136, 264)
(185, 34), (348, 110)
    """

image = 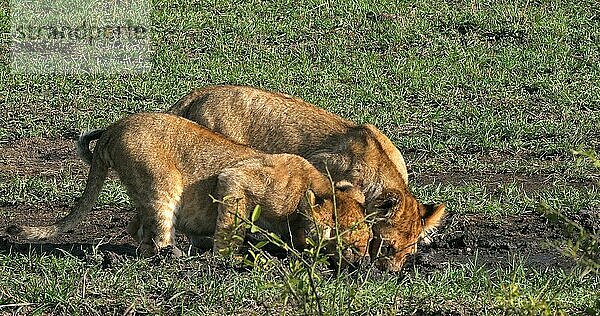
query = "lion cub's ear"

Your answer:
(422, 204), (446, 231)
(306, 189), (317, 206)
(334, 180), (365, 205)
(334, 180), (353, 191)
